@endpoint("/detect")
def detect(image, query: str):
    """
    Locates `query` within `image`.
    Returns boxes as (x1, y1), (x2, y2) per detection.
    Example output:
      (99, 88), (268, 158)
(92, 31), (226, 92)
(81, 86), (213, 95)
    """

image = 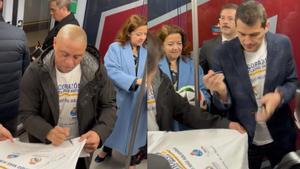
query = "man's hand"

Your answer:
(256, 92), (281, 122)
(203, 70), (228, 101)
(80, 130), (100, 153)
(255, 105), (269, 122)
(46, 126), (70, 146)
(0, 124), (13, 142)
(229, 122), (246, 134)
